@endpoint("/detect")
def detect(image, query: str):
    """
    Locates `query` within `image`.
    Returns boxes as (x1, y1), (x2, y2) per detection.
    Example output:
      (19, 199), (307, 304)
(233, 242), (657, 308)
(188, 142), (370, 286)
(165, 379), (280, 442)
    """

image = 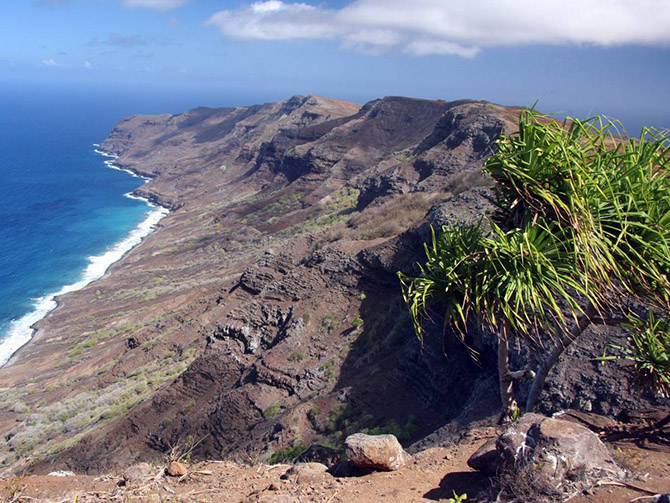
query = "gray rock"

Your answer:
(284, 462), (332, 485)
(47, 470), (76, 477)
(344, 433), (410, 471)
(526, 416), (623, 484)
(496, 413), (545, 465)
(471, 414), (624, 496)
(466, 438), (501, 475)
